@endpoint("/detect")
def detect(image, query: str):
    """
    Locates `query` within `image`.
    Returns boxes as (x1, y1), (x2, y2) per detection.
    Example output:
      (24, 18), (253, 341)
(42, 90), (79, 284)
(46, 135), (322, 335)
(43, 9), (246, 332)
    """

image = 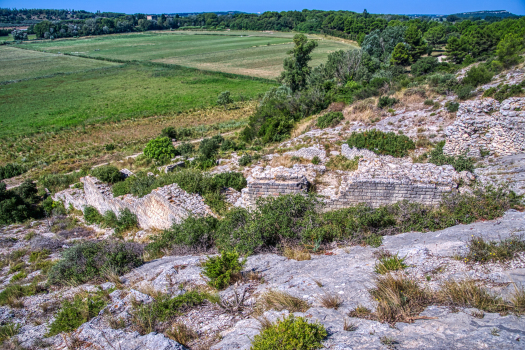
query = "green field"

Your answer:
(16, 31), (356, 78)
(0, 46), (118, 82)
(0, 61), (275, 138)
